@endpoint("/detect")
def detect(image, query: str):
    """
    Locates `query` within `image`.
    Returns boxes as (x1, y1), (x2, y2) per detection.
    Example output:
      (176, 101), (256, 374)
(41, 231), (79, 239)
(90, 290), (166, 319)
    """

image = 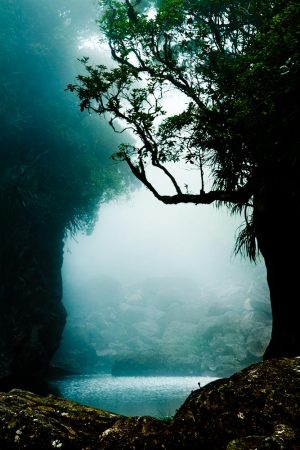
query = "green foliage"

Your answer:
(0, 0), (133, 242)
(233, 214), (257, 262)
(70, 0), (300, 259)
